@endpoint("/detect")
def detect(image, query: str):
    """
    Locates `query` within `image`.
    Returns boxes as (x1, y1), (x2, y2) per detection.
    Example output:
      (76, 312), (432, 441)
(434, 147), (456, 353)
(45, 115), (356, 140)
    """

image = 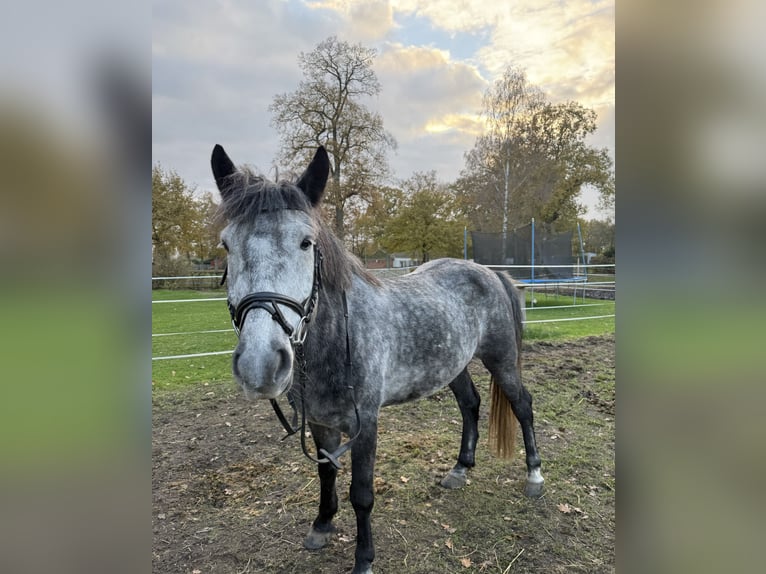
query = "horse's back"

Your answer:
(396, 258), (510, 306)
(395, 258), (521, 359)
